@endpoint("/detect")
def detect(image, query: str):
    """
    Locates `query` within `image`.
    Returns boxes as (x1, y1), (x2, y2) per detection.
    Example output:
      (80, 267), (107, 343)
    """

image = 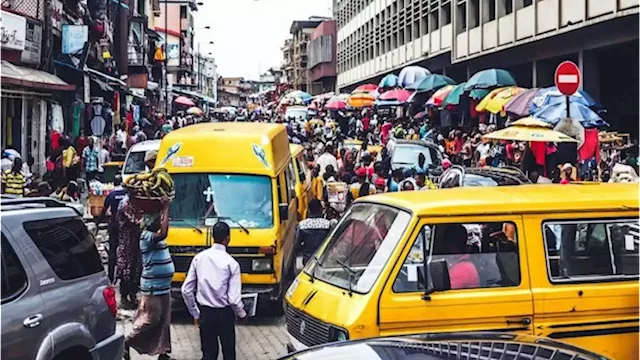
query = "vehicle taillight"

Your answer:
(103, 286), (117, 316)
